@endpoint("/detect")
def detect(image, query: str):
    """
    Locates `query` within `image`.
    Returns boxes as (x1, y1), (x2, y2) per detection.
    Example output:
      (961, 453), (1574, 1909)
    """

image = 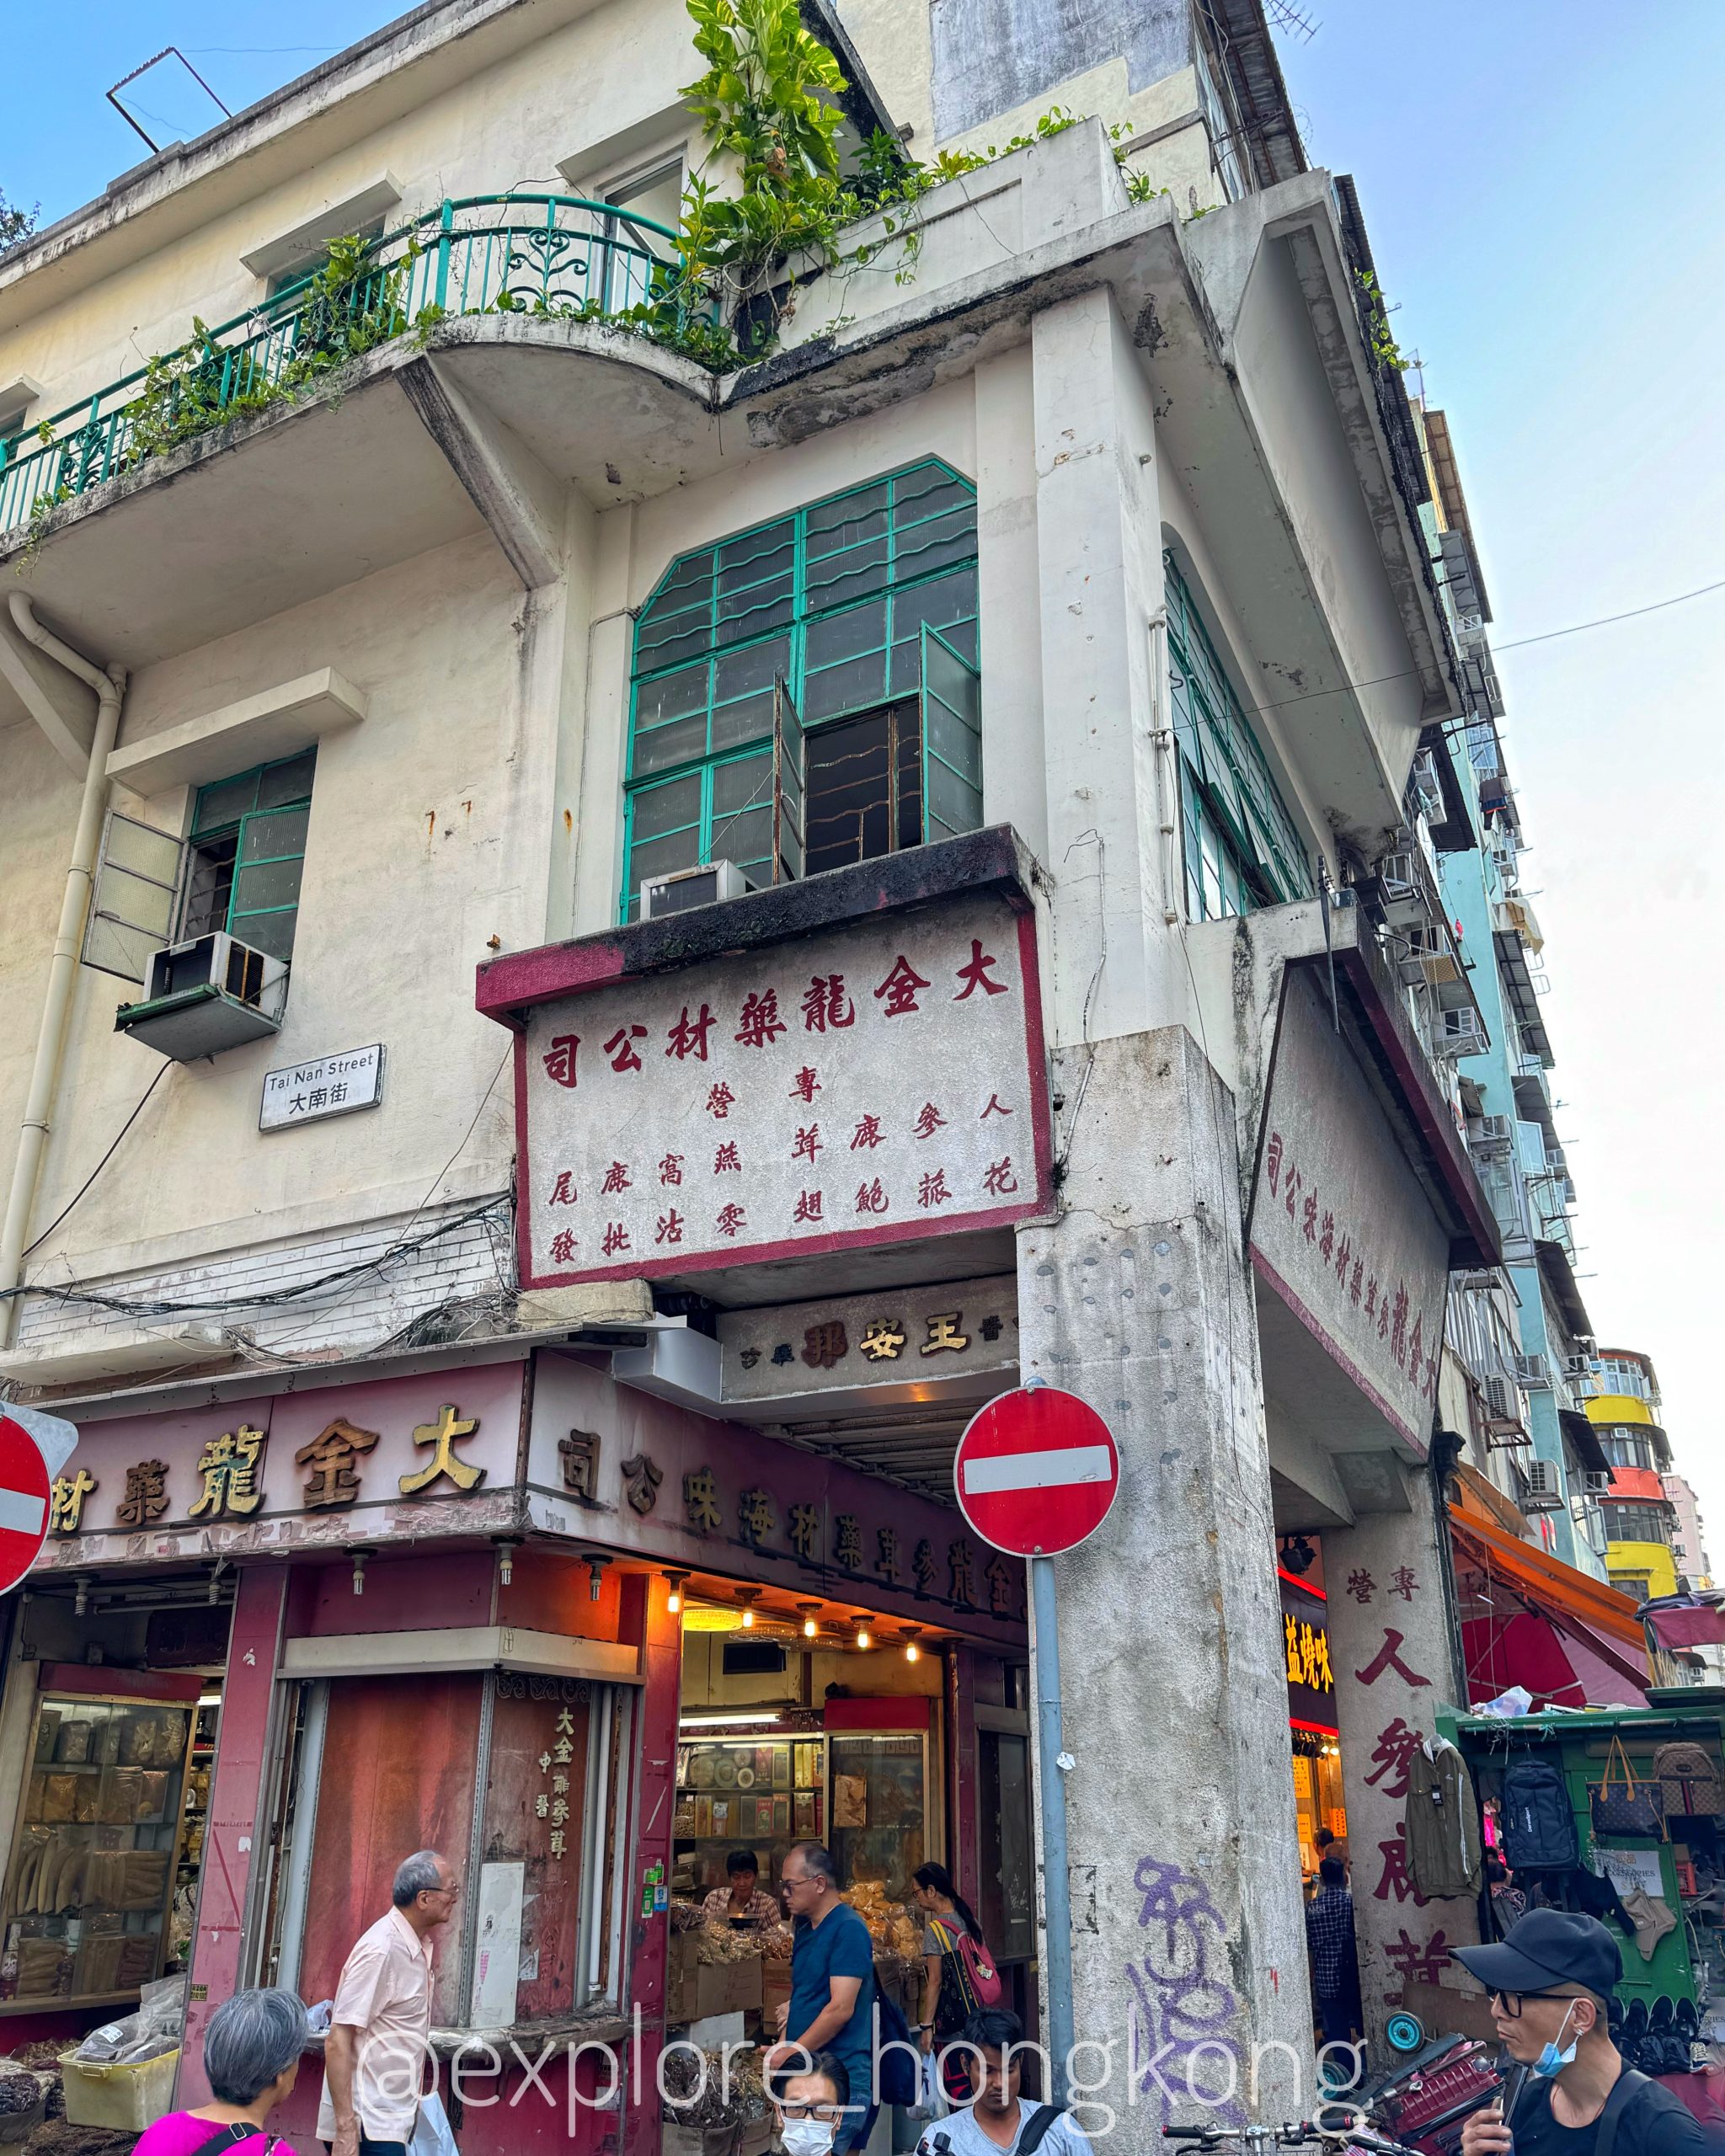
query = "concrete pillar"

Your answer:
(1323, 1476), (1480, 2057)
(1029, 285), (1185, 1046)
(179, 1566), (289, 2107)
(1017, 1026), (1311, 2139)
